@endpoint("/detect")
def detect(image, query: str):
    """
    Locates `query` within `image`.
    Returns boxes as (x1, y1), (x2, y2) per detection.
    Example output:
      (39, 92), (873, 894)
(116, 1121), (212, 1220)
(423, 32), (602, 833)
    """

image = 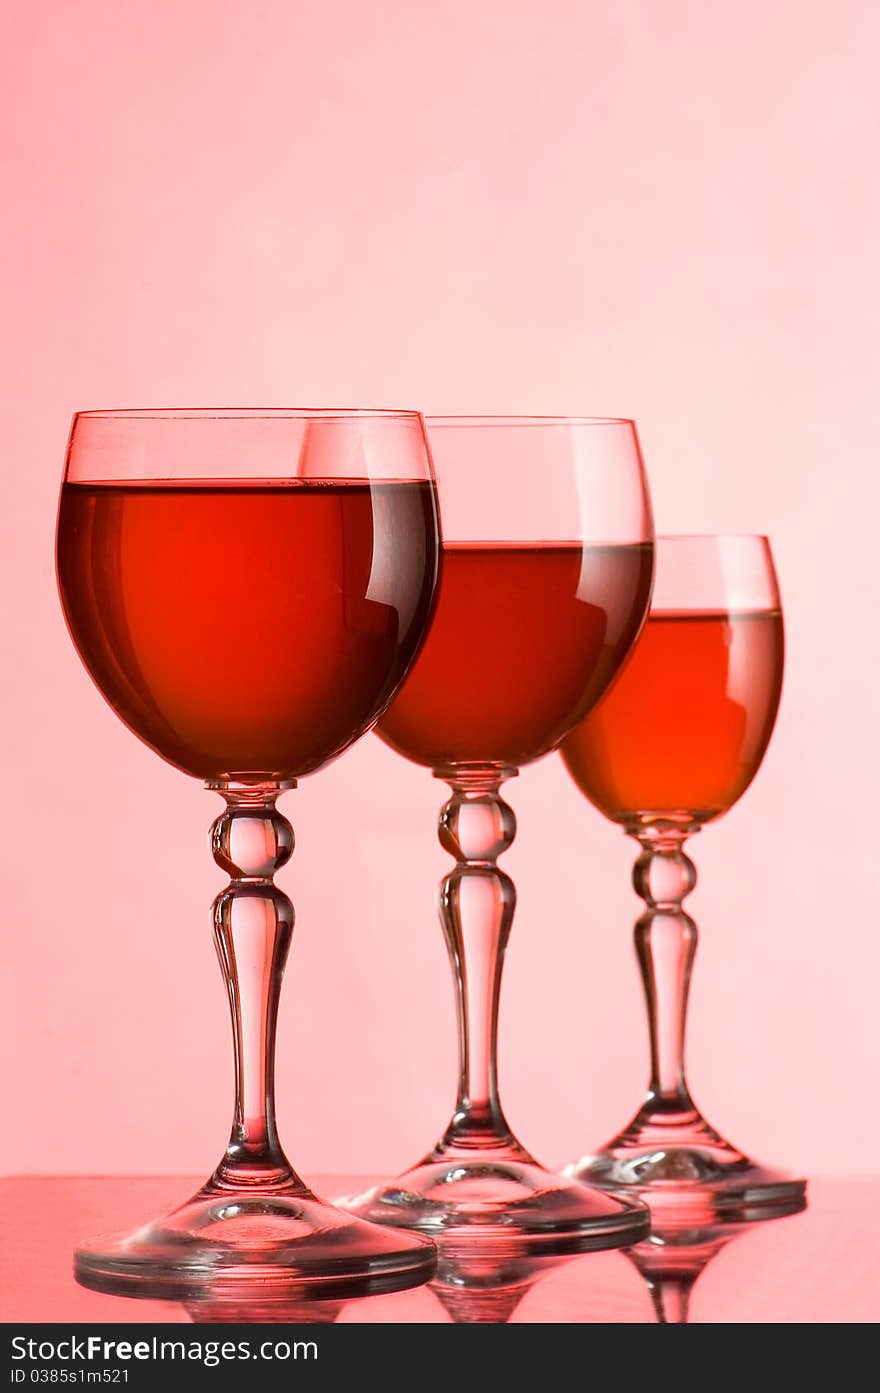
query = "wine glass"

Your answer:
(56, 407), (442, 1297)
(339, 416), (655, 1250)
(561, 534), (806, 1216)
